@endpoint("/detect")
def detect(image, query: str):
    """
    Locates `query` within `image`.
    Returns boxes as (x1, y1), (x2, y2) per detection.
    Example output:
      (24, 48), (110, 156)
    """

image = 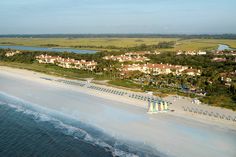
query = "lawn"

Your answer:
(108, 79), (142, 89)
(0, 62), (95, 80)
